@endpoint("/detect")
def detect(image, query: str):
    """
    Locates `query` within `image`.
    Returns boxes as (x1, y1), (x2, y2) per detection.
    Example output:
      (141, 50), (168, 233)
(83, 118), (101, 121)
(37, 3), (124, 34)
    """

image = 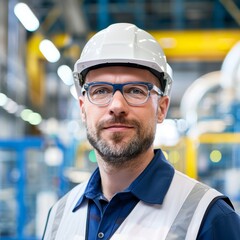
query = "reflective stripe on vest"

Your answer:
(45, 170), (223, 240)
(50, 193), (69, 240)
(166, 183), (209, 239)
